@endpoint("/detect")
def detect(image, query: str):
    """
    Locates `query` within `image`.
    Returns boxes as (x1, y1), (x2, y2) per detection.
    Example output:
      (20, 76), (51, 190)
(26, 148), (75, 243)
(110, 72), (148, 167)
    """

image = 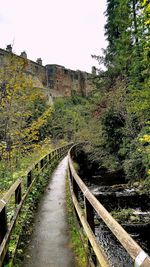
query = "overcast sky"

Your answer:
(0, 0), (107, 72)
